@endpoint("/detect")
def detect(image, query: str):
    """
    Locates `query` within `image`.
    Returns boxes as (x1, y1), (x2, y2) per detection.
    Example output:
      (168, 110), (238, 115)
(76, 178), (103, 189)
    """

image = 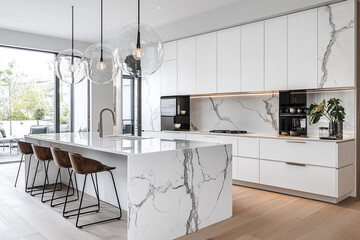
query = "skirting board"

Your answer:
(232, 180), (353, 204)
